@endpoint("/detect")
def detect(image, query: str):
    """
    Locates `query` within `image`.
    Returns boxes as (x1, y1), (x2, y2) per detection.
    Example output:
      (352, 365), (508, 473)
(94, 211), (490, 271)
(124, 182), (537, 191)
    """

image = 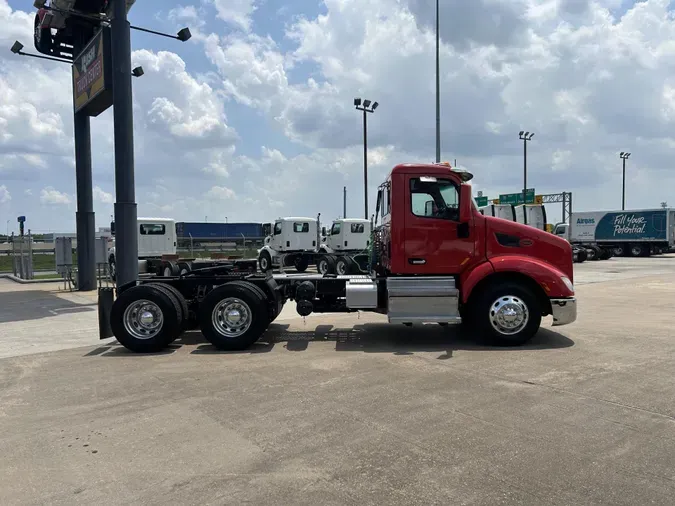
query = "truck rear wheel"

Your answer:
(258, 250), (272, 272)
(317, 255), (336, 275)
(613, 245), (625, 256)
(335, 256), (354, 275)
(472, 282), (541, 346)
(110, 284), (182, 352)
(198, 282), (270, 351)
(294, 255), (309, 272)
(630, 244), (644, 257)
(147, 283), (189, 334)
